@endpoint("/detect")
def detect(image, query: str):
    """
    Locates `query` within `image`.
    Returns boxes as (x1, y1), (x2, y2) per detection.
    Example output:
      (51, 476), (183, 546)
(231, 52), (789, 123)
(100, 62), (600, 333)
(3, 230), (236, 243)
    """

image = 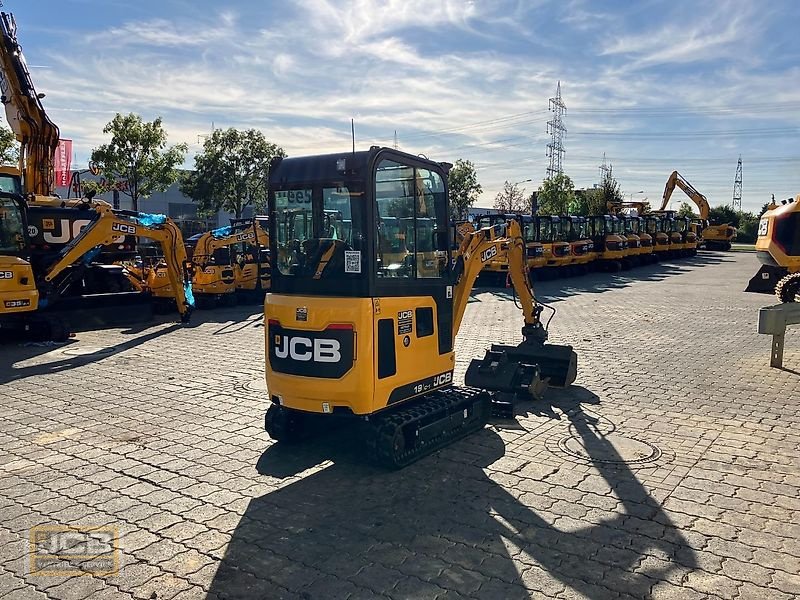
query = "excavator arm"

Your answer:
(41, 204), (194, 321)
(660, 170), (711, 220)
(193, 222), (270, 266)
(452, 219), (577, 395)
(0, 12), (60, 198)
